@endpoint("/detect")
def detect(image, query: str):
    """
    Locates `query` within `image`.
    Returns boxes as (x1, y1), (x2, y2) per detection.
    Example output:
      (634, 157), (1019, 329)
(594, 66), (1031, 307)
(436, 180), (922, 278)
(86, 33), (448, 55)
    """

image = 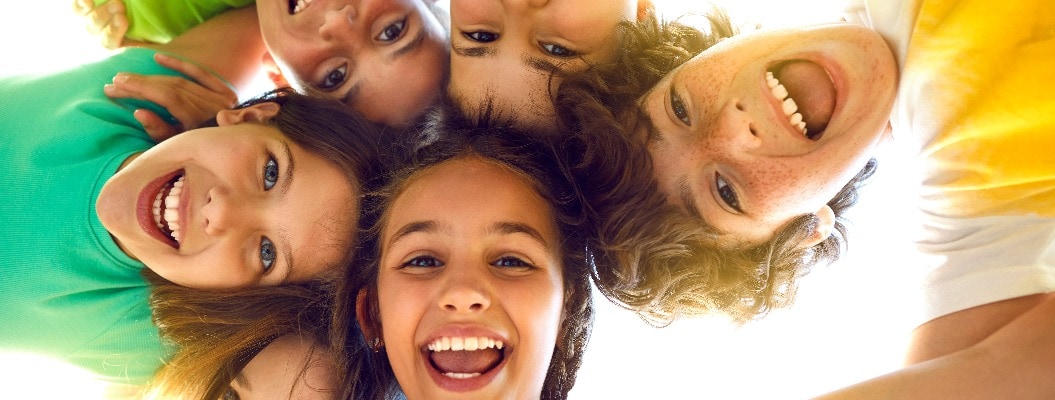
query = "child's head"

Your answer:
(555, 12), (891, 323)
(97, 89), (383, 290)
(641, 23), (897, 248)
(142, 276), (338, 400)
(338, 104), (593, 399)
(255, 0), (451, 127)
(448, 0), (649, 132)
